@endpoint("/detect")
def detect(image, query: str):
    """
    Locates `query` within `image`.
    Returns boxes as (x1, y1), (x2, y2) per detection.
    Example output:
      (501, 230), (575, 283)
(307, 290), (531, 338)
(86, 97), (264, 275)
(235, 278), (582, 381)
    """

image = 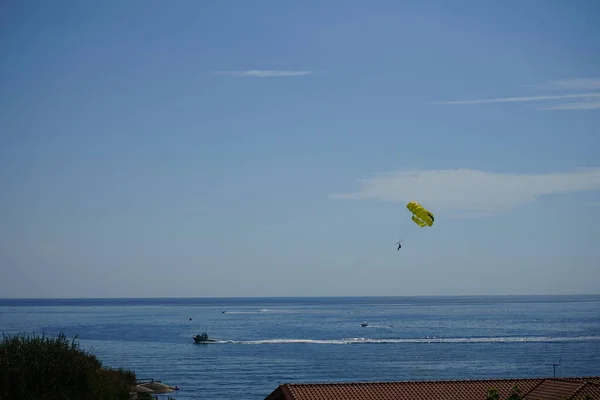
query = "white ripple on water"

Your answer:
(220, 308), (331, 314)
(208, 335), (600, 345)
